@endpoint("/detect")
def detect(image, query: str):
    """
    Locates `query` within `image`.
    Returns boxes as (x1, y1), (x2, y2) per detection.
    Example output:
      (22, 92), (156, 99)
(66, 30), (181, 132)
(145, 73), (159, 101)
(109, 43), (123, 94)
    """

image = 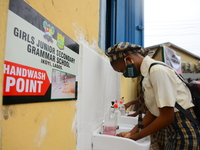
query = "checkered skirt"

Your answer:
(164, 107), (200, 150)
